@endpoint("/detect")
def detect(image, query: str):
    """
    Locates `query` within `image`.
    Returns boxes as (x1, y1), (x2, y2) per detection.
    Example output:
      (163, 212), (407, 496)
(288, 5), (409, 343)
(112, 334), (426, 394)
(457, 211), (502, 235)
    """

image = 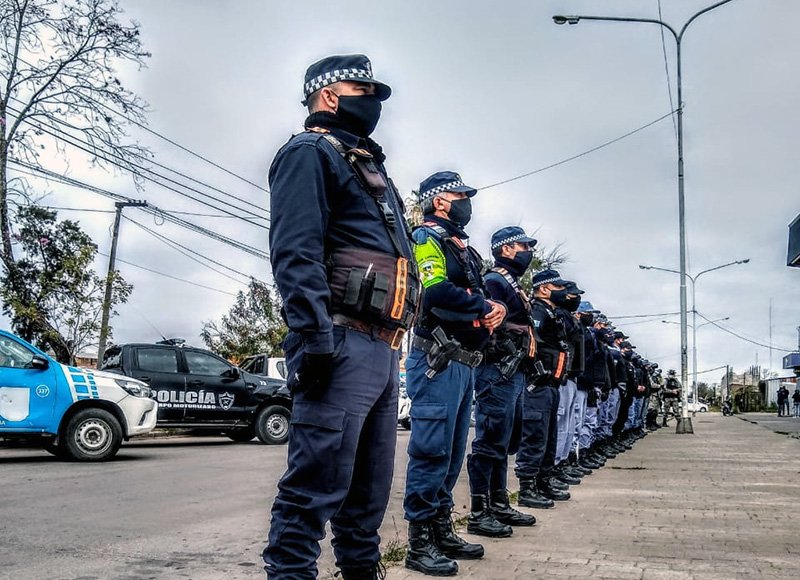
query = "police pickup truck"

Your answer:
(0, 329), (157, 461)
(101, 341), (292, 445)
